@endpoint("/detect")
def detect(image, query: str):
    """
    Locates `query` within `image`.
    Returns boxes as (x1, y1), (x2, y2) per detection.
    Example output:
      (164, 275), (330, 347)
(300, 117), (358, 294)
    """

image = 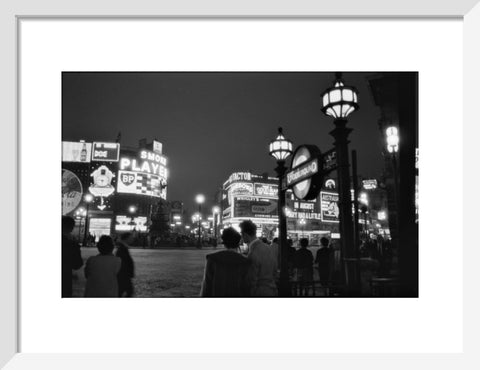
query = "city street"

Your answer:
(72, 248), (213, 298)
(72, 245), (325, 297)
